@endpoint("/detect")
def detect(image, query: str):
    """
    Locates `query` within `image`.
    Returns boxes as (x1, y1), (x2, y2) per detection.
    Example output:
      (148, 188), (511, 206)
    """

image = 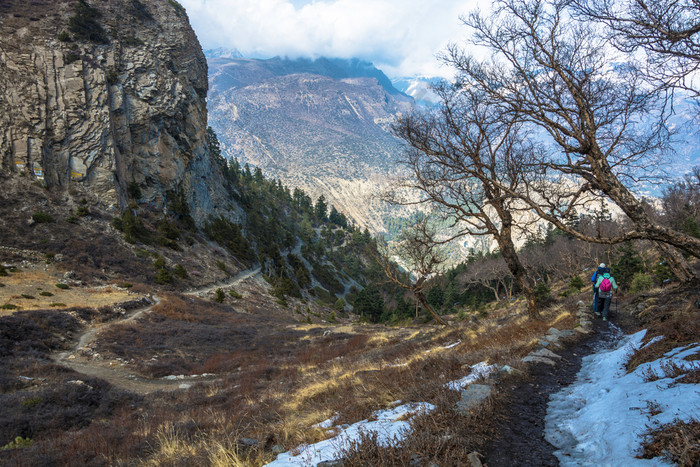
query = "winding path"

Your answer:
(51, 267), (261, 394)
(186, 266), (261, 297)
